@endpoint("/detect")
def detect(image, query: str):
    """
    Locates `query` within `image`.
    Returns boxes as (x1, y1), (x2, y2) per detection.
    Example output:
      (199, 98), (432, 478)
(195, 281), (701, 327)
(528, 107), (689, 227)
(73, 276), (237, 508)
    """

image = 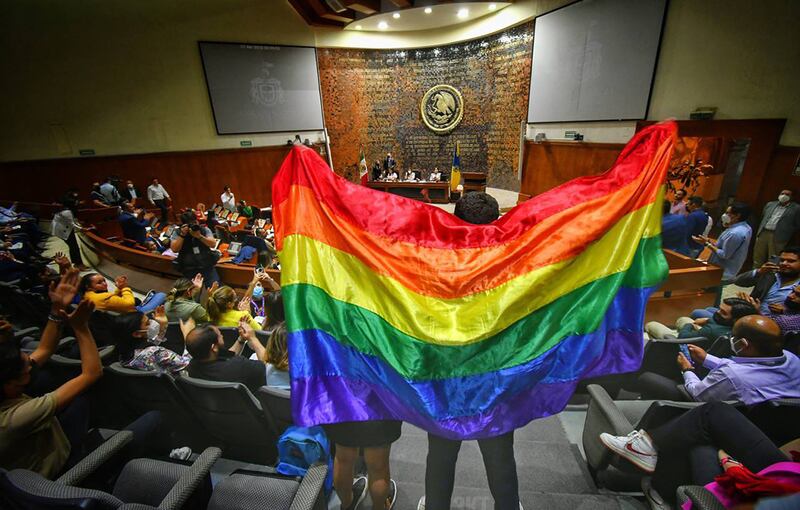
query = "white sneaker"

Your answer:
(417, 496), (425, 510)
(599, 429), (658, 473)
